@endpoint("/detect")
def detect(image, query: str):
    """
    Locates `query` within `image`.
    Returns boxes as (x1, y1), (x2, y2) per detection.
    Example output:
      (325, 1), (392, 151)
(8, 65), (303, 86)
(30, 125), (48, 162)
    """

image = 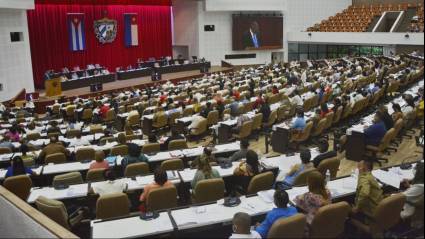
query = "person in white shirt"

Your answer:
(229, 212), (261, 239)
(400, 162), (424, 223)
(68, 134), (90, 147)
(290, 90), (304, 107)
(91, 170), (127, 196)
(0, 102), (5, 112)
(188, 115), (206, 132)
